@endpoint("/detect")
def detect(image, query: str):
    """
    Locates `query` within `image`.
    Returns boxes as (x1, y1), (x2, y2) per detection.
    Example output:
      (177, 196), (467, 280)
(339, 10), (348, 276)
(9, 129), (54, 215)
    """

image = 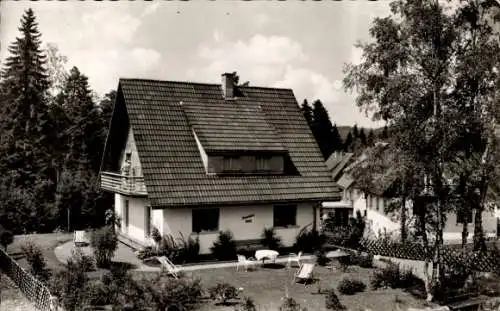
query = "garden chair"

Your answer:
(157, 256), (179, 278)
(74, 230), (88, 247)
(236, 255), (255, 272)
(293, 262), (315, 286)
(287, 251), (303, 268)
